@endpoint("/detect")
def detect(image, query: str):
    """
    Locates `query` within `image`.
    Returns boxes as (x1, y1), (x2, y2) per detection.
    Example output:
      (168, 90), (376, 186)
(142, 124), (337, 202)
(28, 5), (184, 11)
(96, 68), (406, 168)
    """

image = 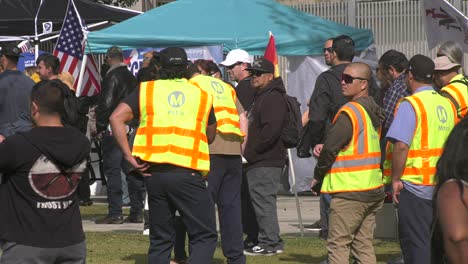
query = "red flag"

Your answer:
(263, 33), (280, 78)
(53, 0), (100, 97)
